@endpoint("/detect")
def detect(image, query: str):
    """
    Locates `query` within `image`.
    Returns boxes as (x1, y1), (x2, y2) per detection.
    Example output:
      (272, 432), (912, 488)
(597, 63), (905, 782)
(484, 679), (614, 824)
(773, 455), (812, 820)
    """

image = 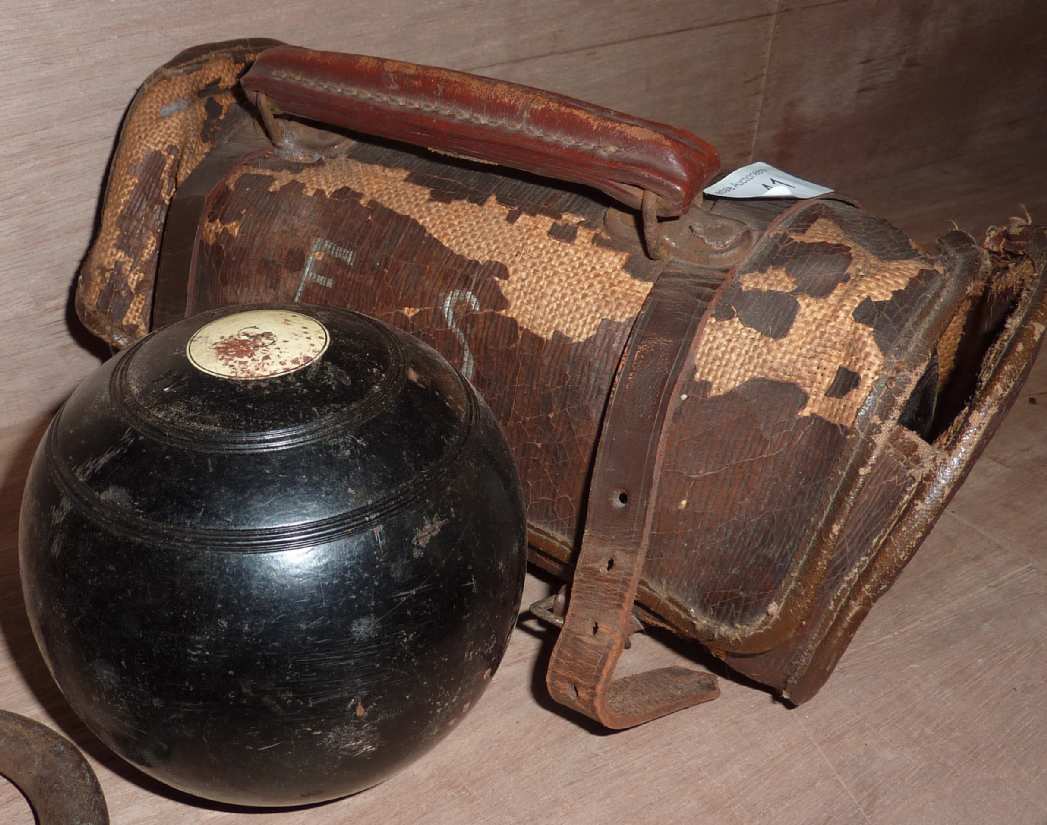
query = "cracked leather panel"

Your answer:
(75, 39), (279, 347)
(188, 140), (660, 547)
(644, 200), (953, 645)
(723, 220), (1047, 700)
